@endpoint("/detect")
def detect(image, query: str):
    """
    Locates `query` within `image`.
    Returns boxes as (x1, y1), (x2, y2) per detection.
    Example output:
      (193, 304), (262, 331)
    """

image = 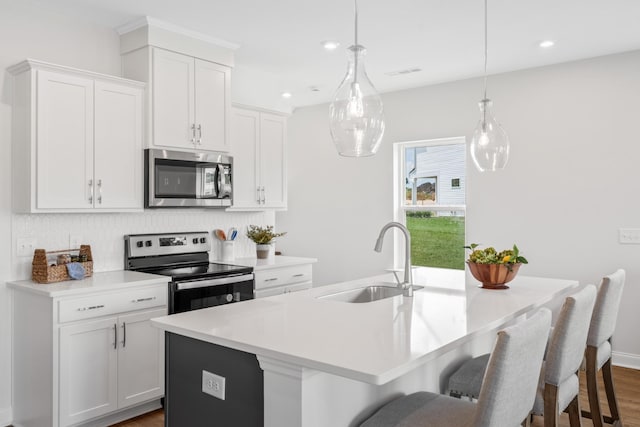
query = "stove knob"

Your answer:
(226, 294), (233, 303)
(145, 240), (152, 247)
(192, 238), (199, 244)
(200, 237), (207, 244)
(136, 241), (143, 248)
